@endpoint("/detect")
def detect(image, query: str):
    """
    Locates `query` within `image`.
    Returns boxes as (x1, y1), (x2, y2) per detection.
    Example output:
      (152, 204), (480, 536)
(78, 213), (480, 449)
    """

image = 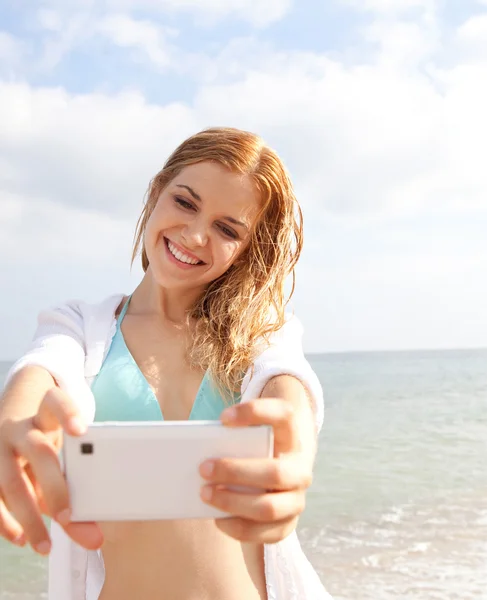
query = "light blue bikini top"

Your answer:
(92, 298), (239, 422)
